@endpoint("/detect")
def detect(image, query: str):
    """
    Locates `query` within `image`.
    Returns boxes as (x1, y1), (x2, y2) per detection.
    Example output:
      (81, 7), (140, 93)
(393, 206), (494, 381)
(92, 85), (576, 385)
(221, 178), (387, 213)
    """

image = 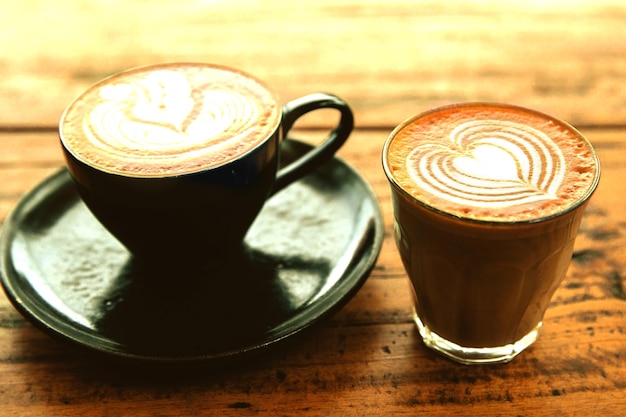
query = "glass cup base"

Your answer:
(413, 310), (541, 365)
